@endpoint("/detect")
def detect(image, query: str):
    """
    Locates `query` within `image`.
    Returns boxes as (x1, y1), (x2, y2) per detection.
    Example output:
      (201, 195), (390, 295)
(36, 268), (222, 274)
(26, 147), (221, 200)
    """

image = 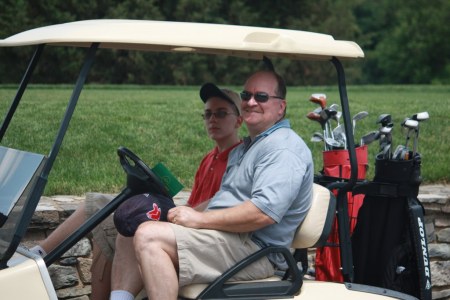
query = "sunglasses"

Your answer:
(202, 111), (236, 120)
(240, 91), (283, 103)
